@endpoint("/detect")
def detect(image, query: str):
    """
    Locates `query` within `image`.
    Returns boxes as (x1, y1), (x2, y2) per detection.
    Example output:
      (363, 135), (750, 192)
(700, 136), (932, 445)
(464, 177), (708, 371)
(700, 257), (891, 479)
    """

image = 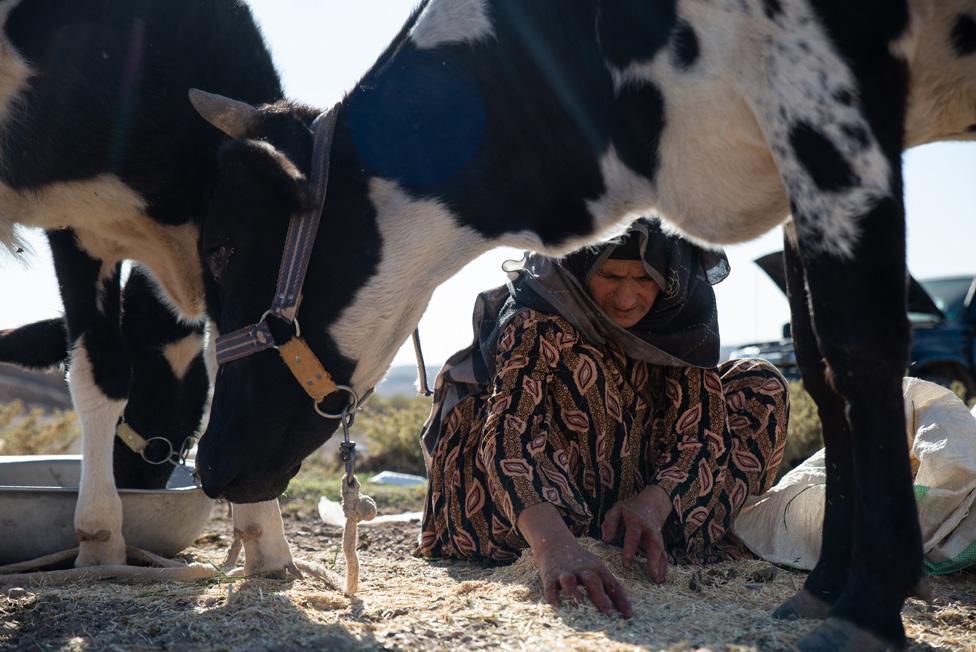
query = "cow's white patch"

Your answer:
(330, 178), (489, 396)
(69, 335), (128, 566)
(410, 0), (494, 50)
(163, 333), (204, 381)
(899, 1), (976, 146)
(231, 500), (295, 576)
(0, 175), (205, 319)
